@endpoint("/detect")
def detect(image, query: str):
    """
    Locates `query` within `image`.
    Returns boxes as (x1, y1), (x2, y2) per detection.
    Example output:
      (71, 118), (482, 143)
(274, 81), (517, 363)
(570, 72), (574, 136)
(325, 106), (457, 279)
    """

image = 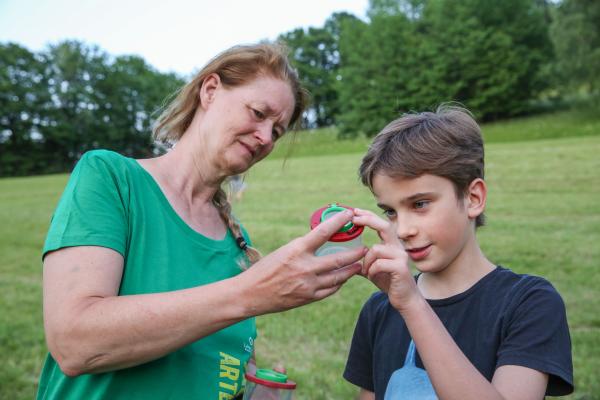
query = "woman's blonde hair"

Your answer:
(153, 42), (307, 267)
